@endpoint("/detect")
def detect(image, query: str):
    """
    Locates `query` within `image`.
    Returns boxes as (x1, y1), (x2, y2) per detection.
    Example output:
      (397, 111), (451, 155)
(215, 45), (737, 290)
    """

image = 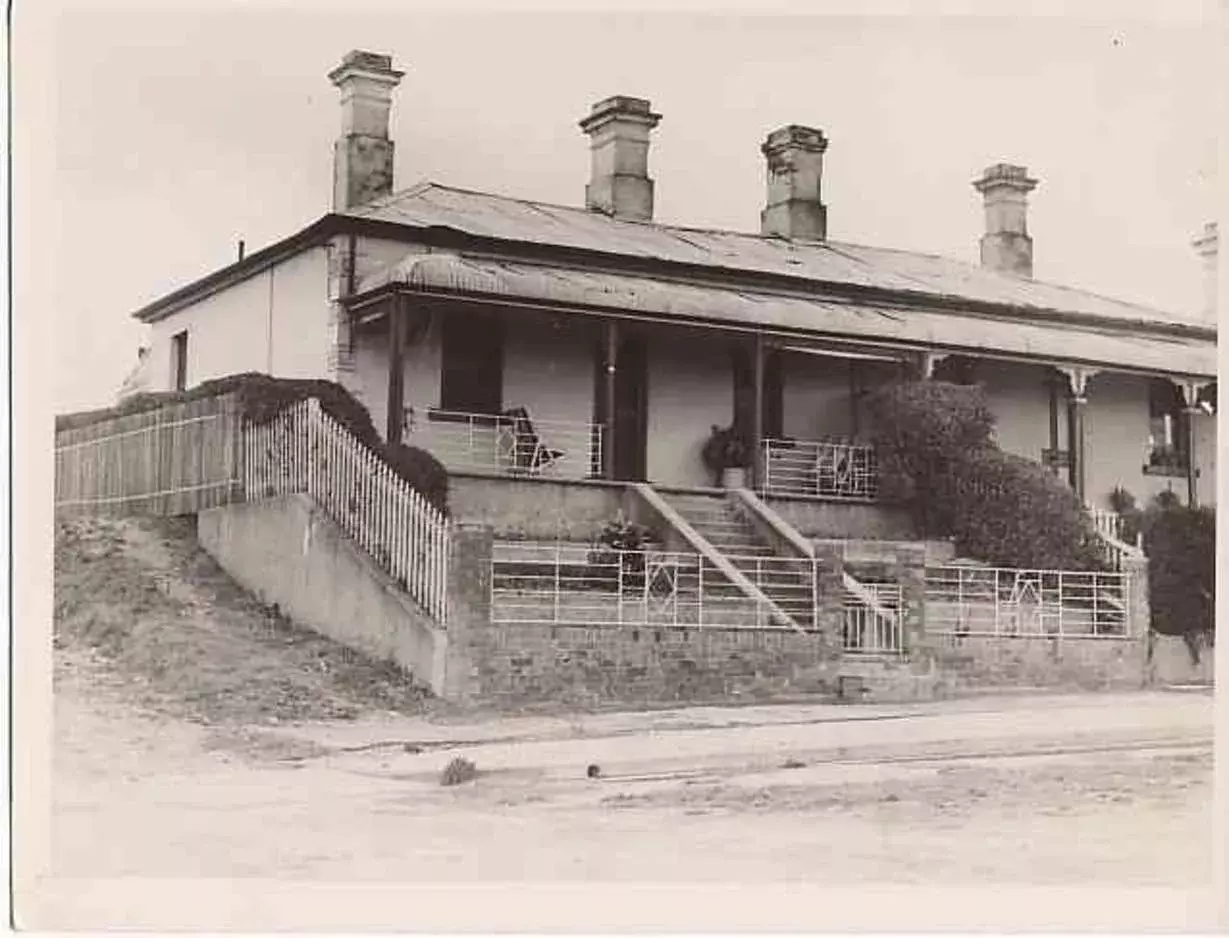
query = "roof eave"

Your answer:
(132, 205), (1216, 345)
(129, 213), (448, 324)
